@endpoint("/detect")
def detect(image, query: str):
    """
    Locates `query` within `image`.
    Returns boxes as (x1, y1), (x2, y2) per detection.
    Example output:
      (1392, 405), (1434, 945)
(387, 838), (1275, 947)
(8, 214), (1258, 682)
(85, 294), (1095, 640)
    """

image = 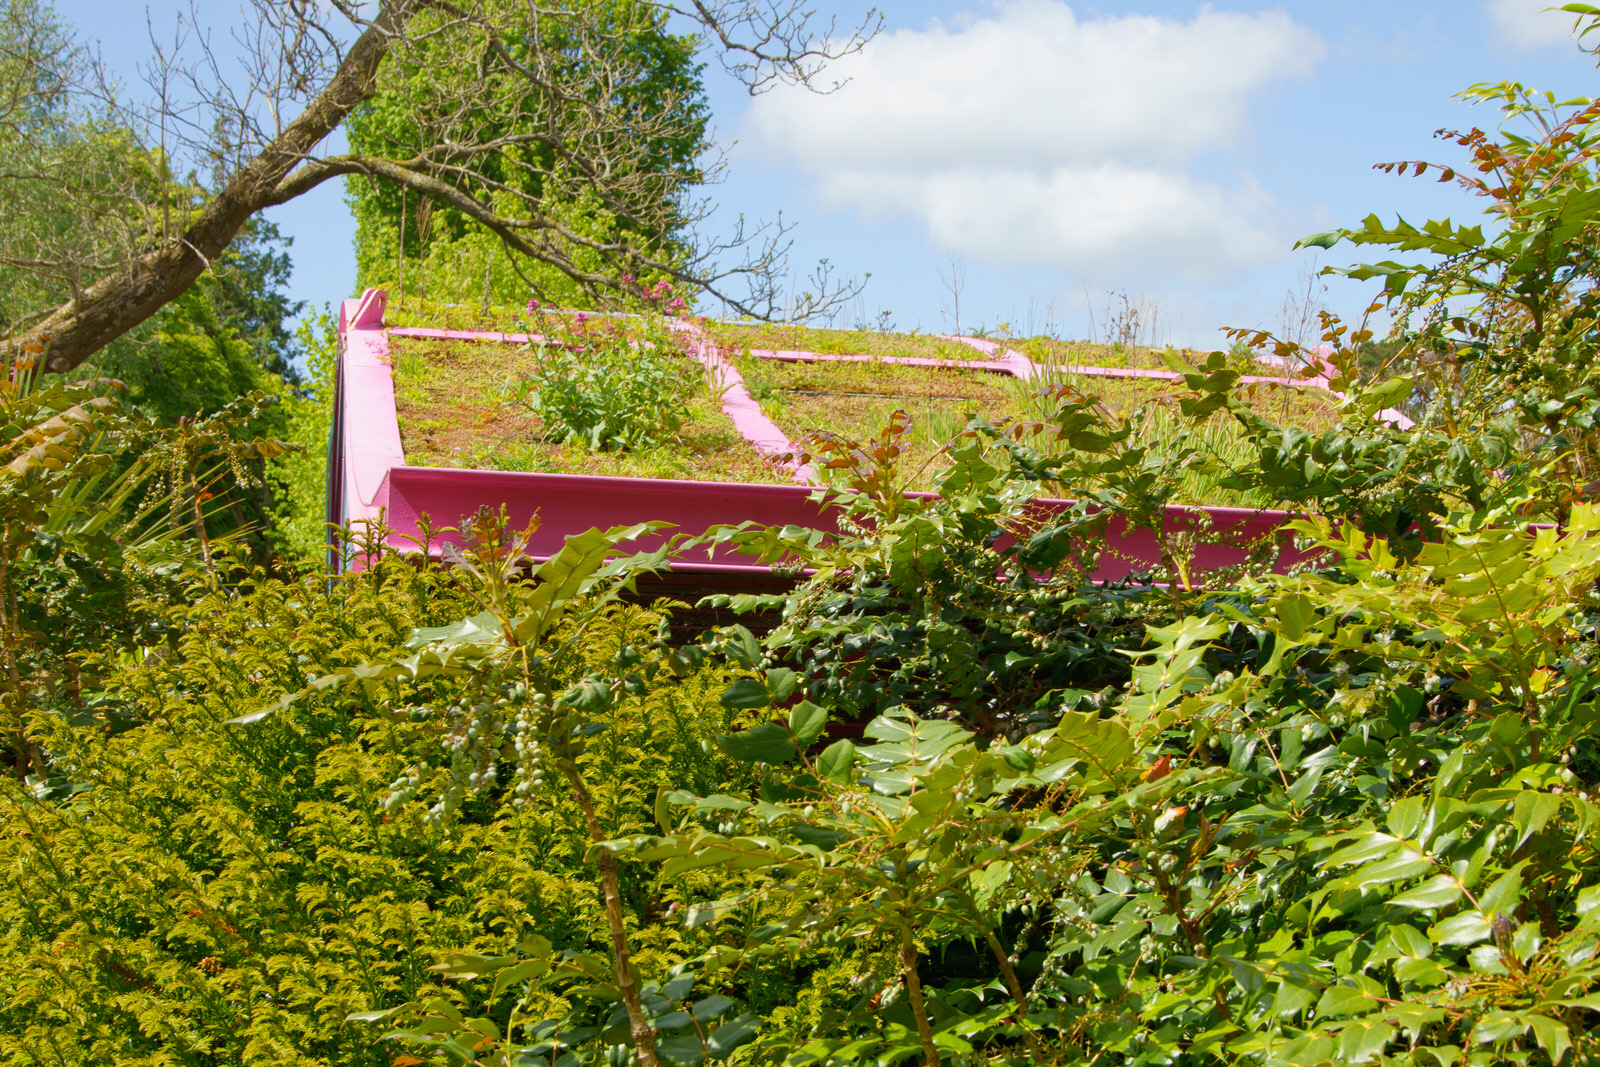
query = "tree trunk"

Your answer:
(562, 762), (659, 1067)
(32, 0), (420, 377)
(899, 926), (940, 1067)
